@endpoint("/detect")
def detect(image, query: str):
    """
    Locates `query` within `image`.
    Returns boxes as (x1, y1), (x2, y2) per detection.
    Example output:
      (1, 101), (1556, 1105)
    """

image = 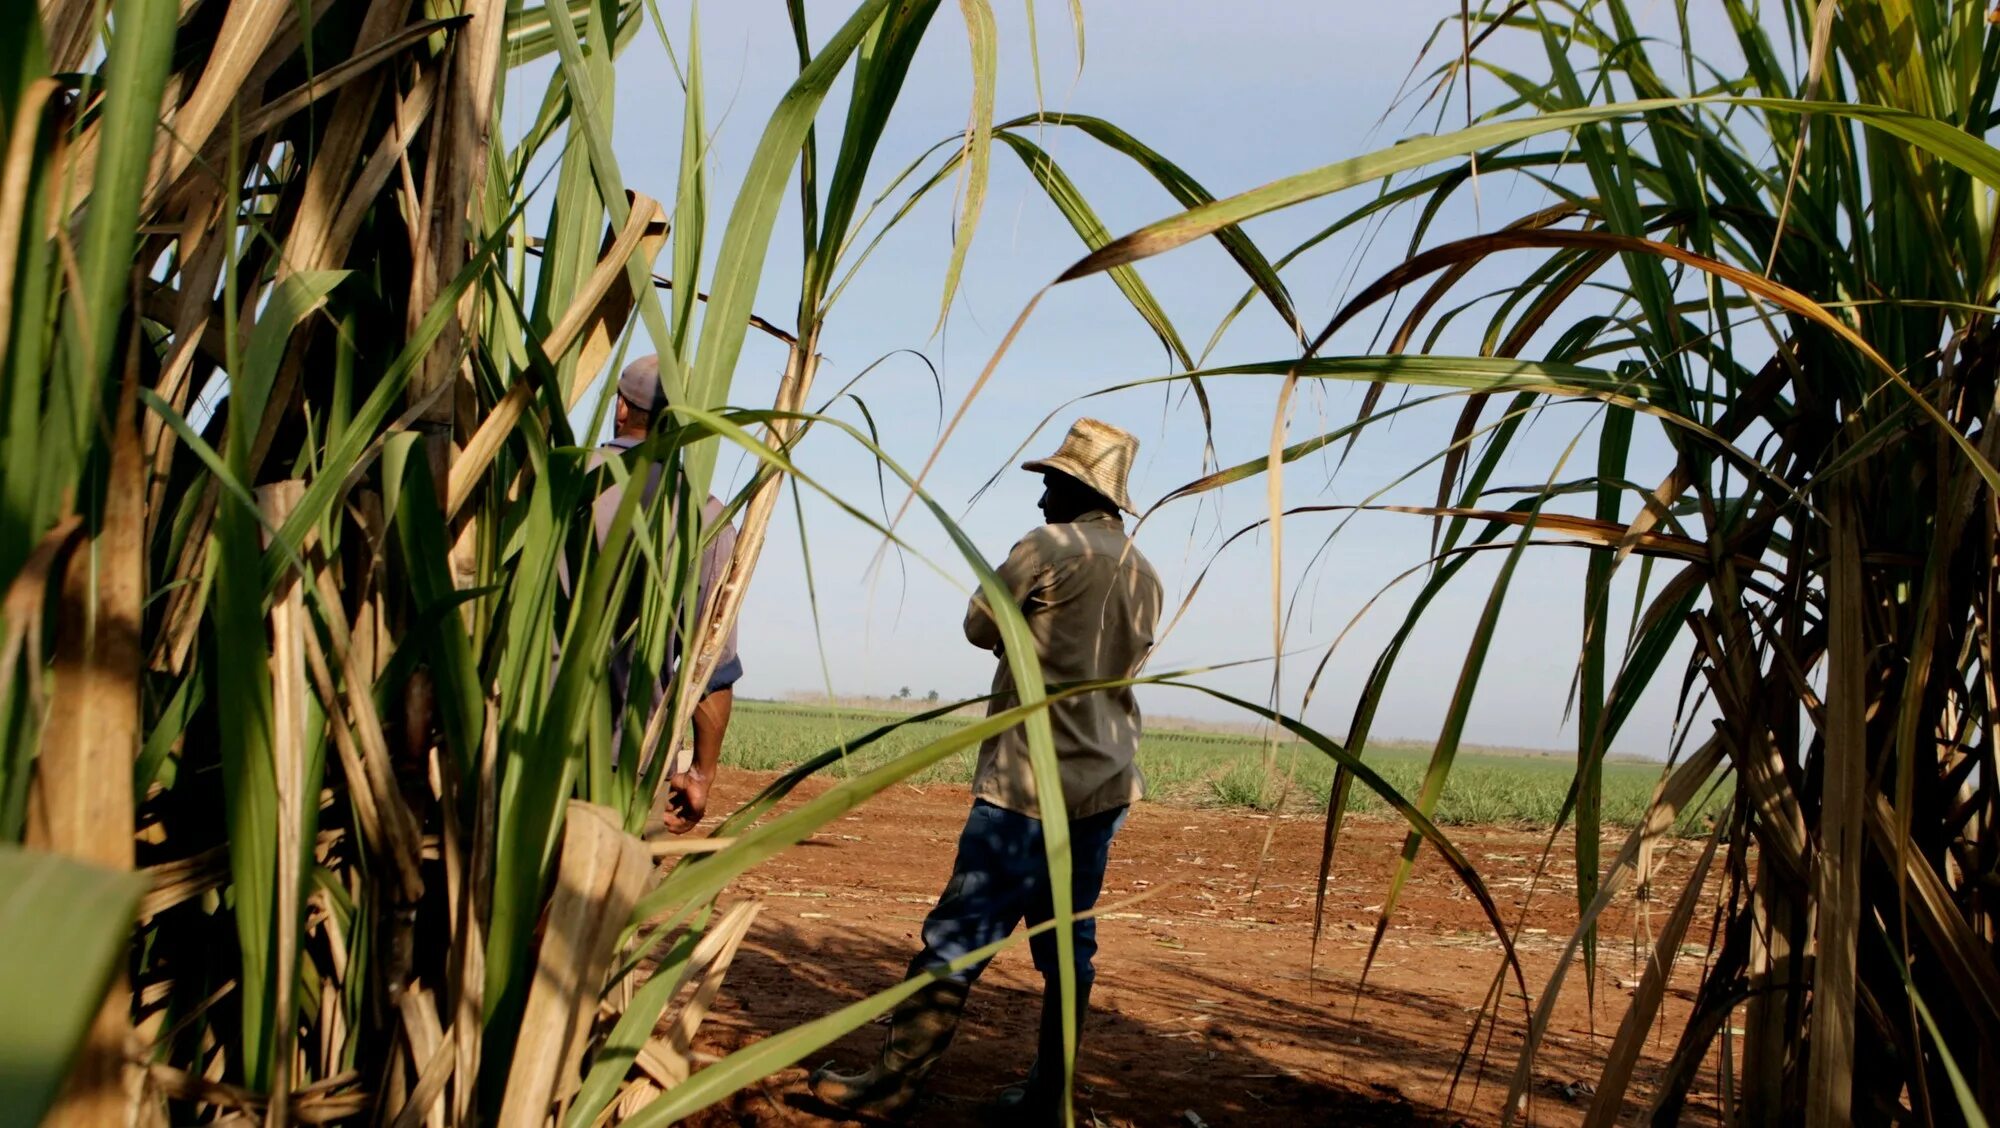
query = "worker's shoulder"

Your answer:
(1019, 520), (1159, 579)
(698, 495), (738, 538)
